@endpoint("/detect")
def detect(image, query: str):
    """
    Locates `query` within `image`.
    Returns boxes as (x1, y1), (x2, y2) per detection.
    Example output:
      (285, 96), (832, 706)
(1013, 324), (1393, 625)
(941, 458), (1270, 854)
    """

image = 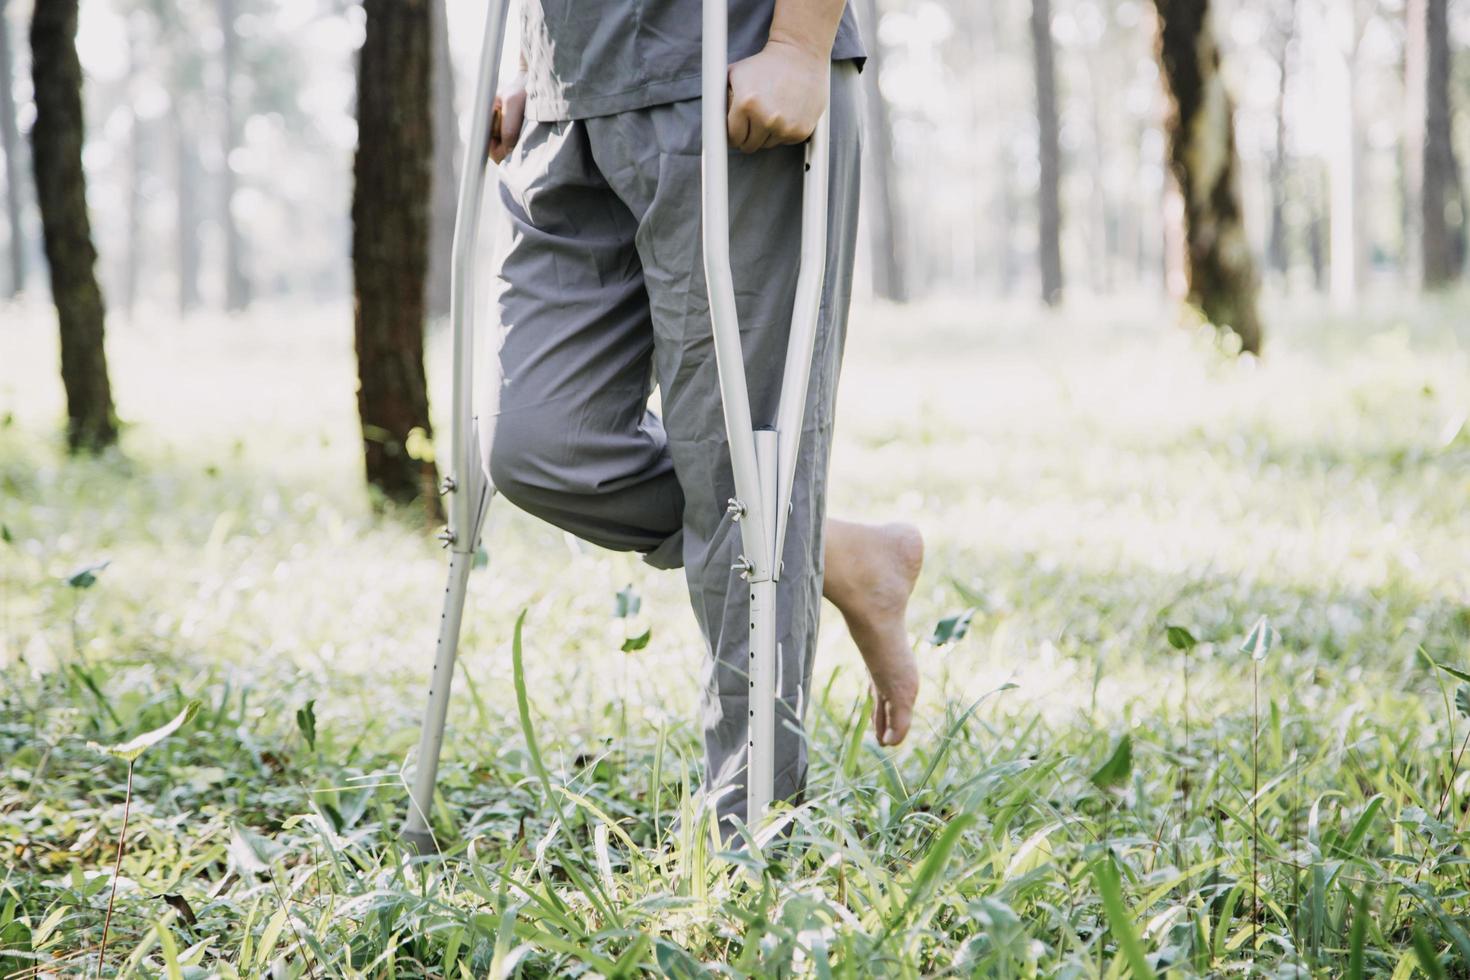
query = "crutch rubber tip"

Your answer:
(401, 827), (442, 856)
